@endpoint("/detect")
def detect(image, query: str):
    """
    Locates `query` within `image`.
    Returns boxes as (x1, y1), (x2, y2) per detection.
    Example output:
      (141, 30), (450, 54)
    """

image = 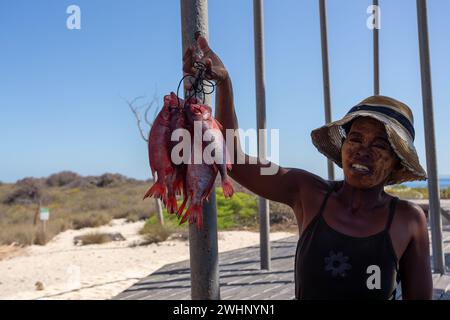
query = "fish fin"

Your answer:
(176, 196), (188, 219)
(173, 179), (184, 196)
(221, 179), (234, 198)
(180, 204), (202, 228)
(143, 182), (166, 200)
(166, 196), (178, 214)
